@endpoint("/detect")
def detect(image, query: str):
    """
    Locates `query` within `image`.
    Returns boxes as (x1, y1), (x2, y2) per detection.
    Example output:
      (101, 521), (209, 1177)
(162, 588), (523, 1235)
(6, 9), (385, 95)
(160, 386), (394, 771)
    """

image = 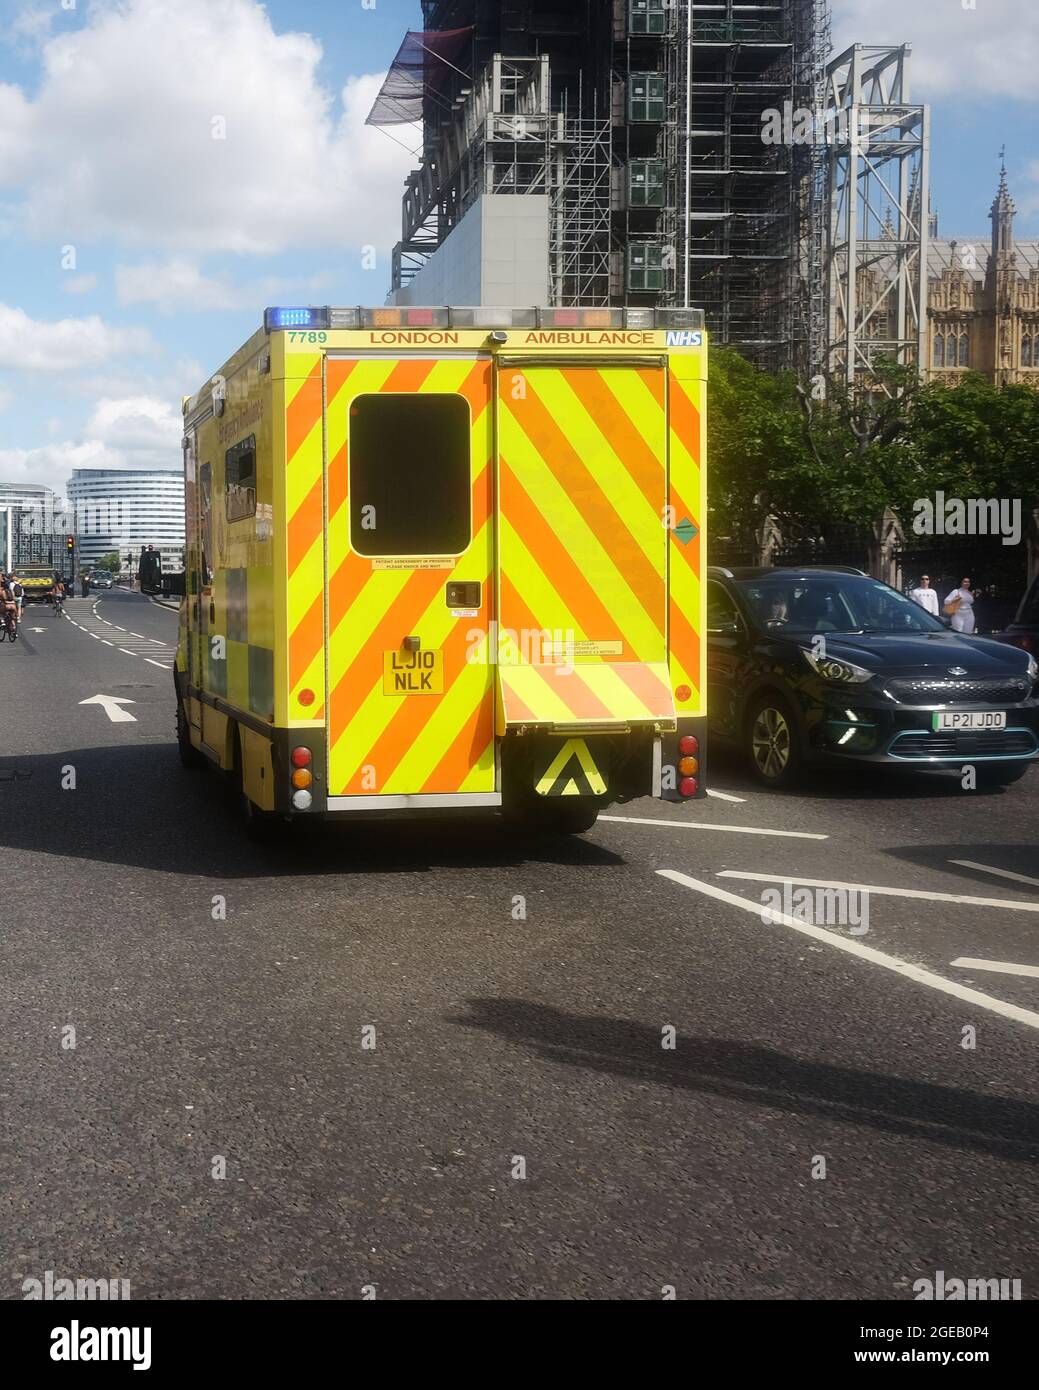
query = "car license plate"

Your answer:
(383, 648), (444, 695)
(931, 710), (1006, 732)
